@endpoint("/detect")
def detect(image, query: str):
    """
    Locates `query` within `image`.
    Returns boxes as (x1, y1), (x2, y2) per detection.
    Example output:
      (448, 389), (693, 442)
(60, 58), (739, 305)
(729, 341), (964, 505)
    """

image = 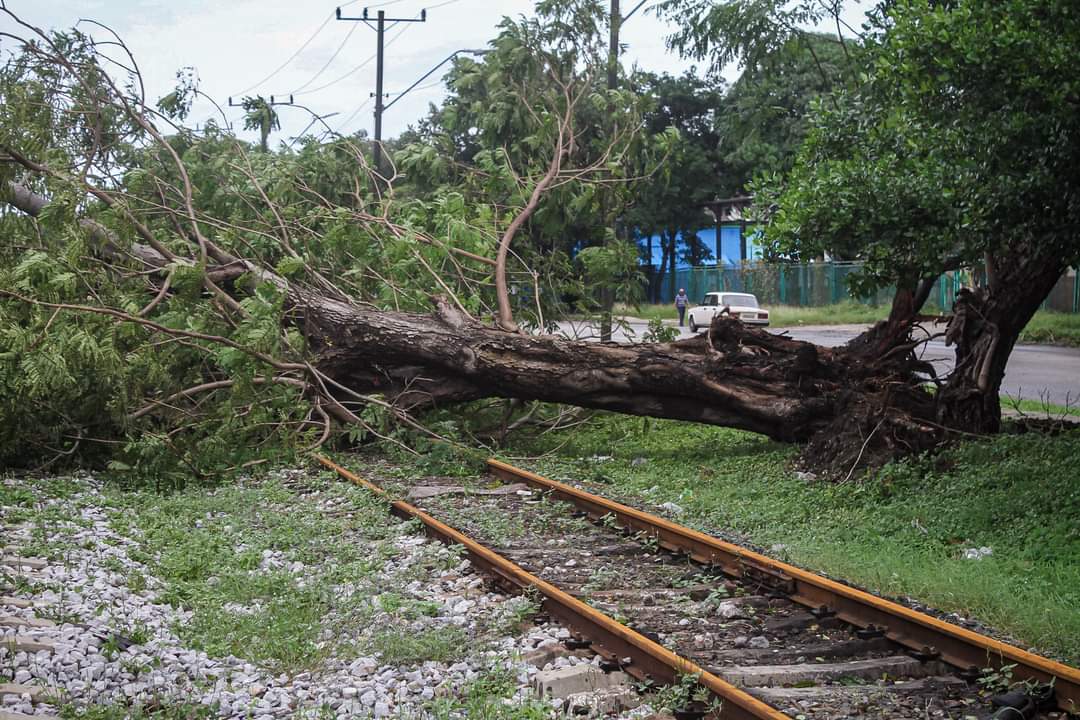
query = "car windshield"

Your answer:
(721, 293), (759, 308)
